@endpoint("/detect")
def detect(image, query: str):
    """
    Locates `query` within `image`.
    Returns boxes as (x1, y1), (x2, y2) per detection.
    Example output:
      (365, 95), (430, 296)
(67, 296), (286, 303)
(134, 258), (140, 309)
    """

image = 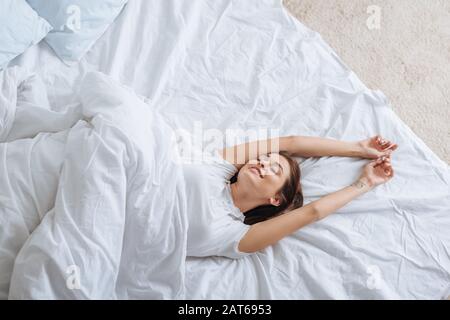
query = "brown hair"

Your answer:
(230, 151), (303, 225)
